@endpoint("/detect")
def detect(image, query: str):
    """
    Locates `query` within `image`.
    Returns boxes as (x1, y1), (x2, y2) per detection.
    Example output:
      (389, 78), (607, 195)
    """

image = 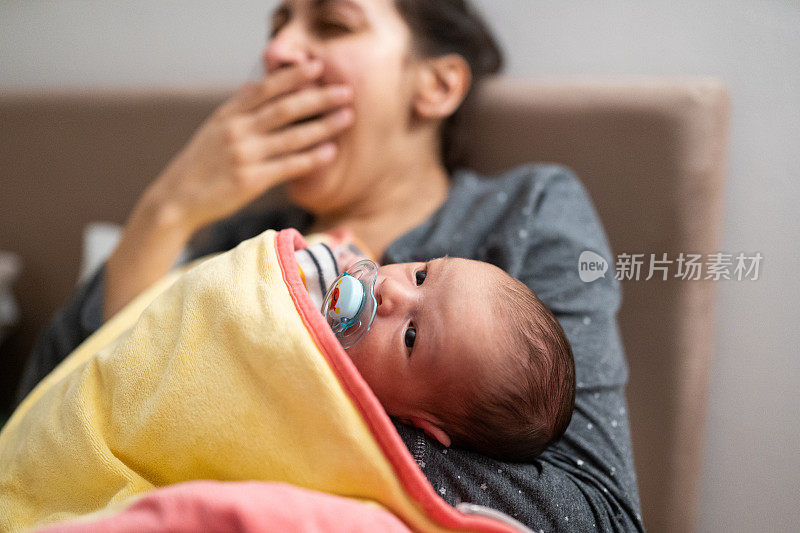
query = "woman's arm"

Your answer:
(395, 314), (643, 532)
(103, 189), (193, 321)
(17, 62), (354, 399)
(103, 62), (353, 320)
